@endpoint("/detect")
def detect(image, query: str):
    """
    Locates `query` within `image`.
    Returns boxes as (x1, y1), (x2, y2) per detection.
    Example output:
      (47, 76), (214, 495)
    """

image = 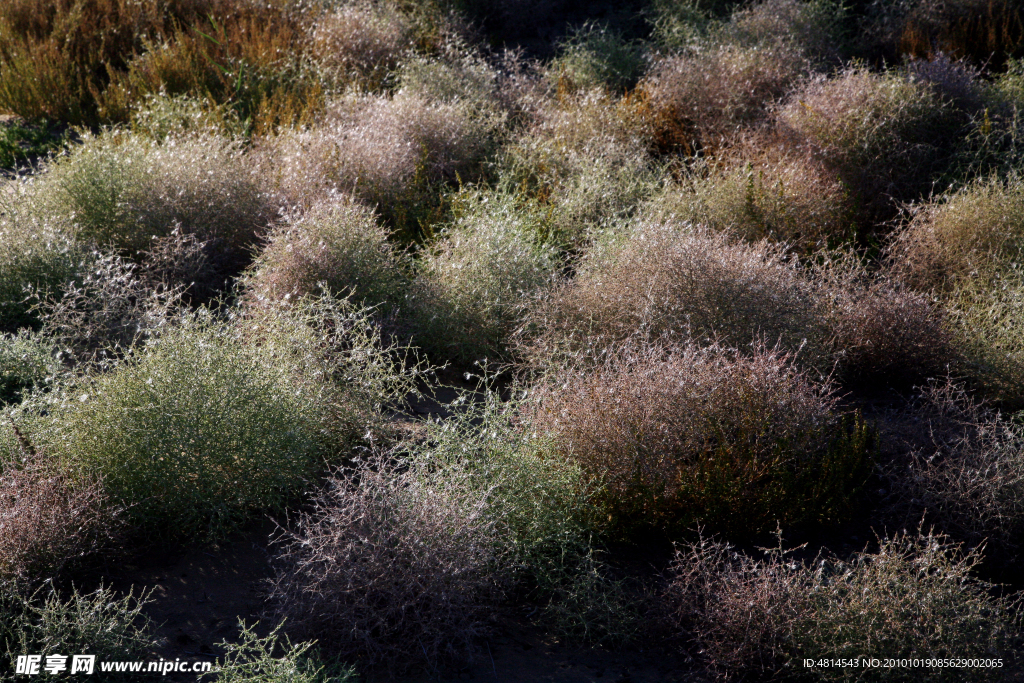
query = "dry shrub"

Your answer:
(776, 67), (961, 223)
(891, 175), (1024, 292)
(269, 459), (500, 671)
(640, 43), (808, 154)
(881, 382), (1024, 567)
(668, 530), (1021, 681)
(408, 191), (559, 364)
(723, 0), (847, 65)
(532, 342), (872, 534)
(814, 251), (956, 388)
(245, 197), (409, 311)
(499, 88), (658, 247)
(258, 91), (496, 238)
(309, 0), (411, 91)
(0, 450), (118, 584)
(36, 129), (272, 273)
(646, 149), (855, 252)
(523, 221), (831, 371)
(548, 22), (646, 94)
